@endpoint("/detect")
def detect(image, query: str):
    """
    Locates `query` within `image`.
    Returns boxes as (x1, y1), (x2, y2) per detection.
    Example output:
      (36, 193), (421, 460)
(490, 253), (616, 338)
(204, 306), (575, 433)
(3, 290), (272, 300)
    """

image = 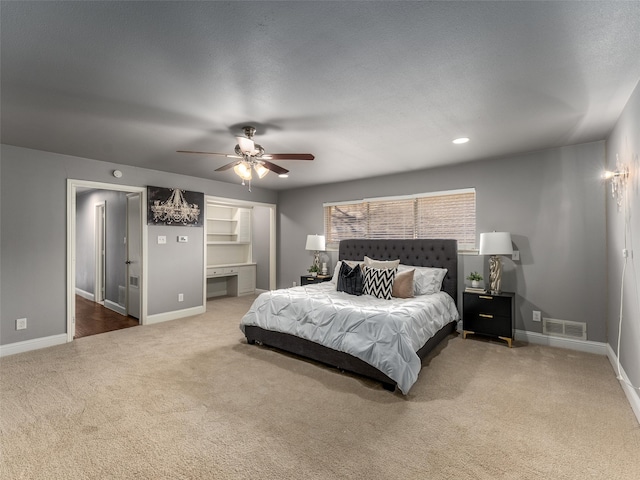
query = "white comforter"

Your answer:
(240, 283), (459, 394)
